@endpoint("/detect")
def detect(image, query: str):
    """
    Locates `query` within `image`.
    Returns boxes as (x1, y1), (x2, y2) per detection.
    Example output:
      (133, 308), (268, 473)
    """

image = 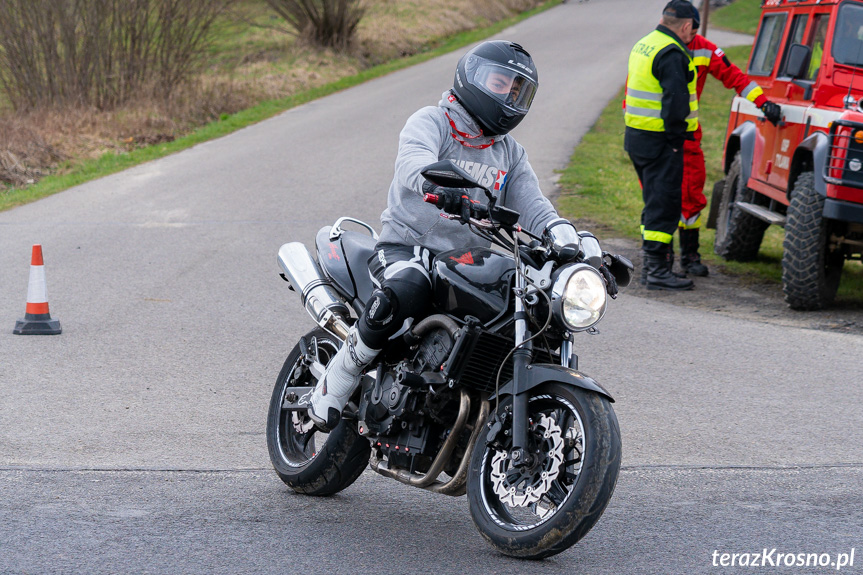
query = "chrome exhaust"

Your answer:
(278, 242), (351, 340)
